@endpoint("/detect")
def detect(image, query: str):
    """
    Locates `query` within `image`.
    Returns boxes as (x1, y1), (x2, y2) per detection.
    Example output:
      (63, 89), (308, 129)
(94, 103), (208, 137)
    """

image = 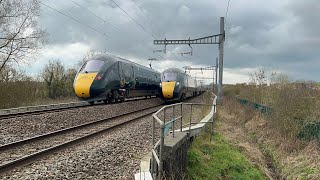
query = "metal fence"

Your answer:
(151, 102), (215, 179)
